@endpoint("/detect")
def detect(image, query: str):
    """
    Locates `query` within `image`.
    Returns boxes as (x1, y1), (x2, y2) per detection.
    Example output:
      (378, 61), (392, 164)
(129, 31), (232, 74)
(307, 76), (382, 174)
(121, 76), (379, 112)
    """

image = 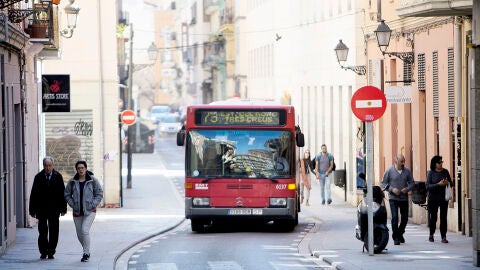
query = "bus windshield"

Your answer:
(186, 129), (294, 178)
